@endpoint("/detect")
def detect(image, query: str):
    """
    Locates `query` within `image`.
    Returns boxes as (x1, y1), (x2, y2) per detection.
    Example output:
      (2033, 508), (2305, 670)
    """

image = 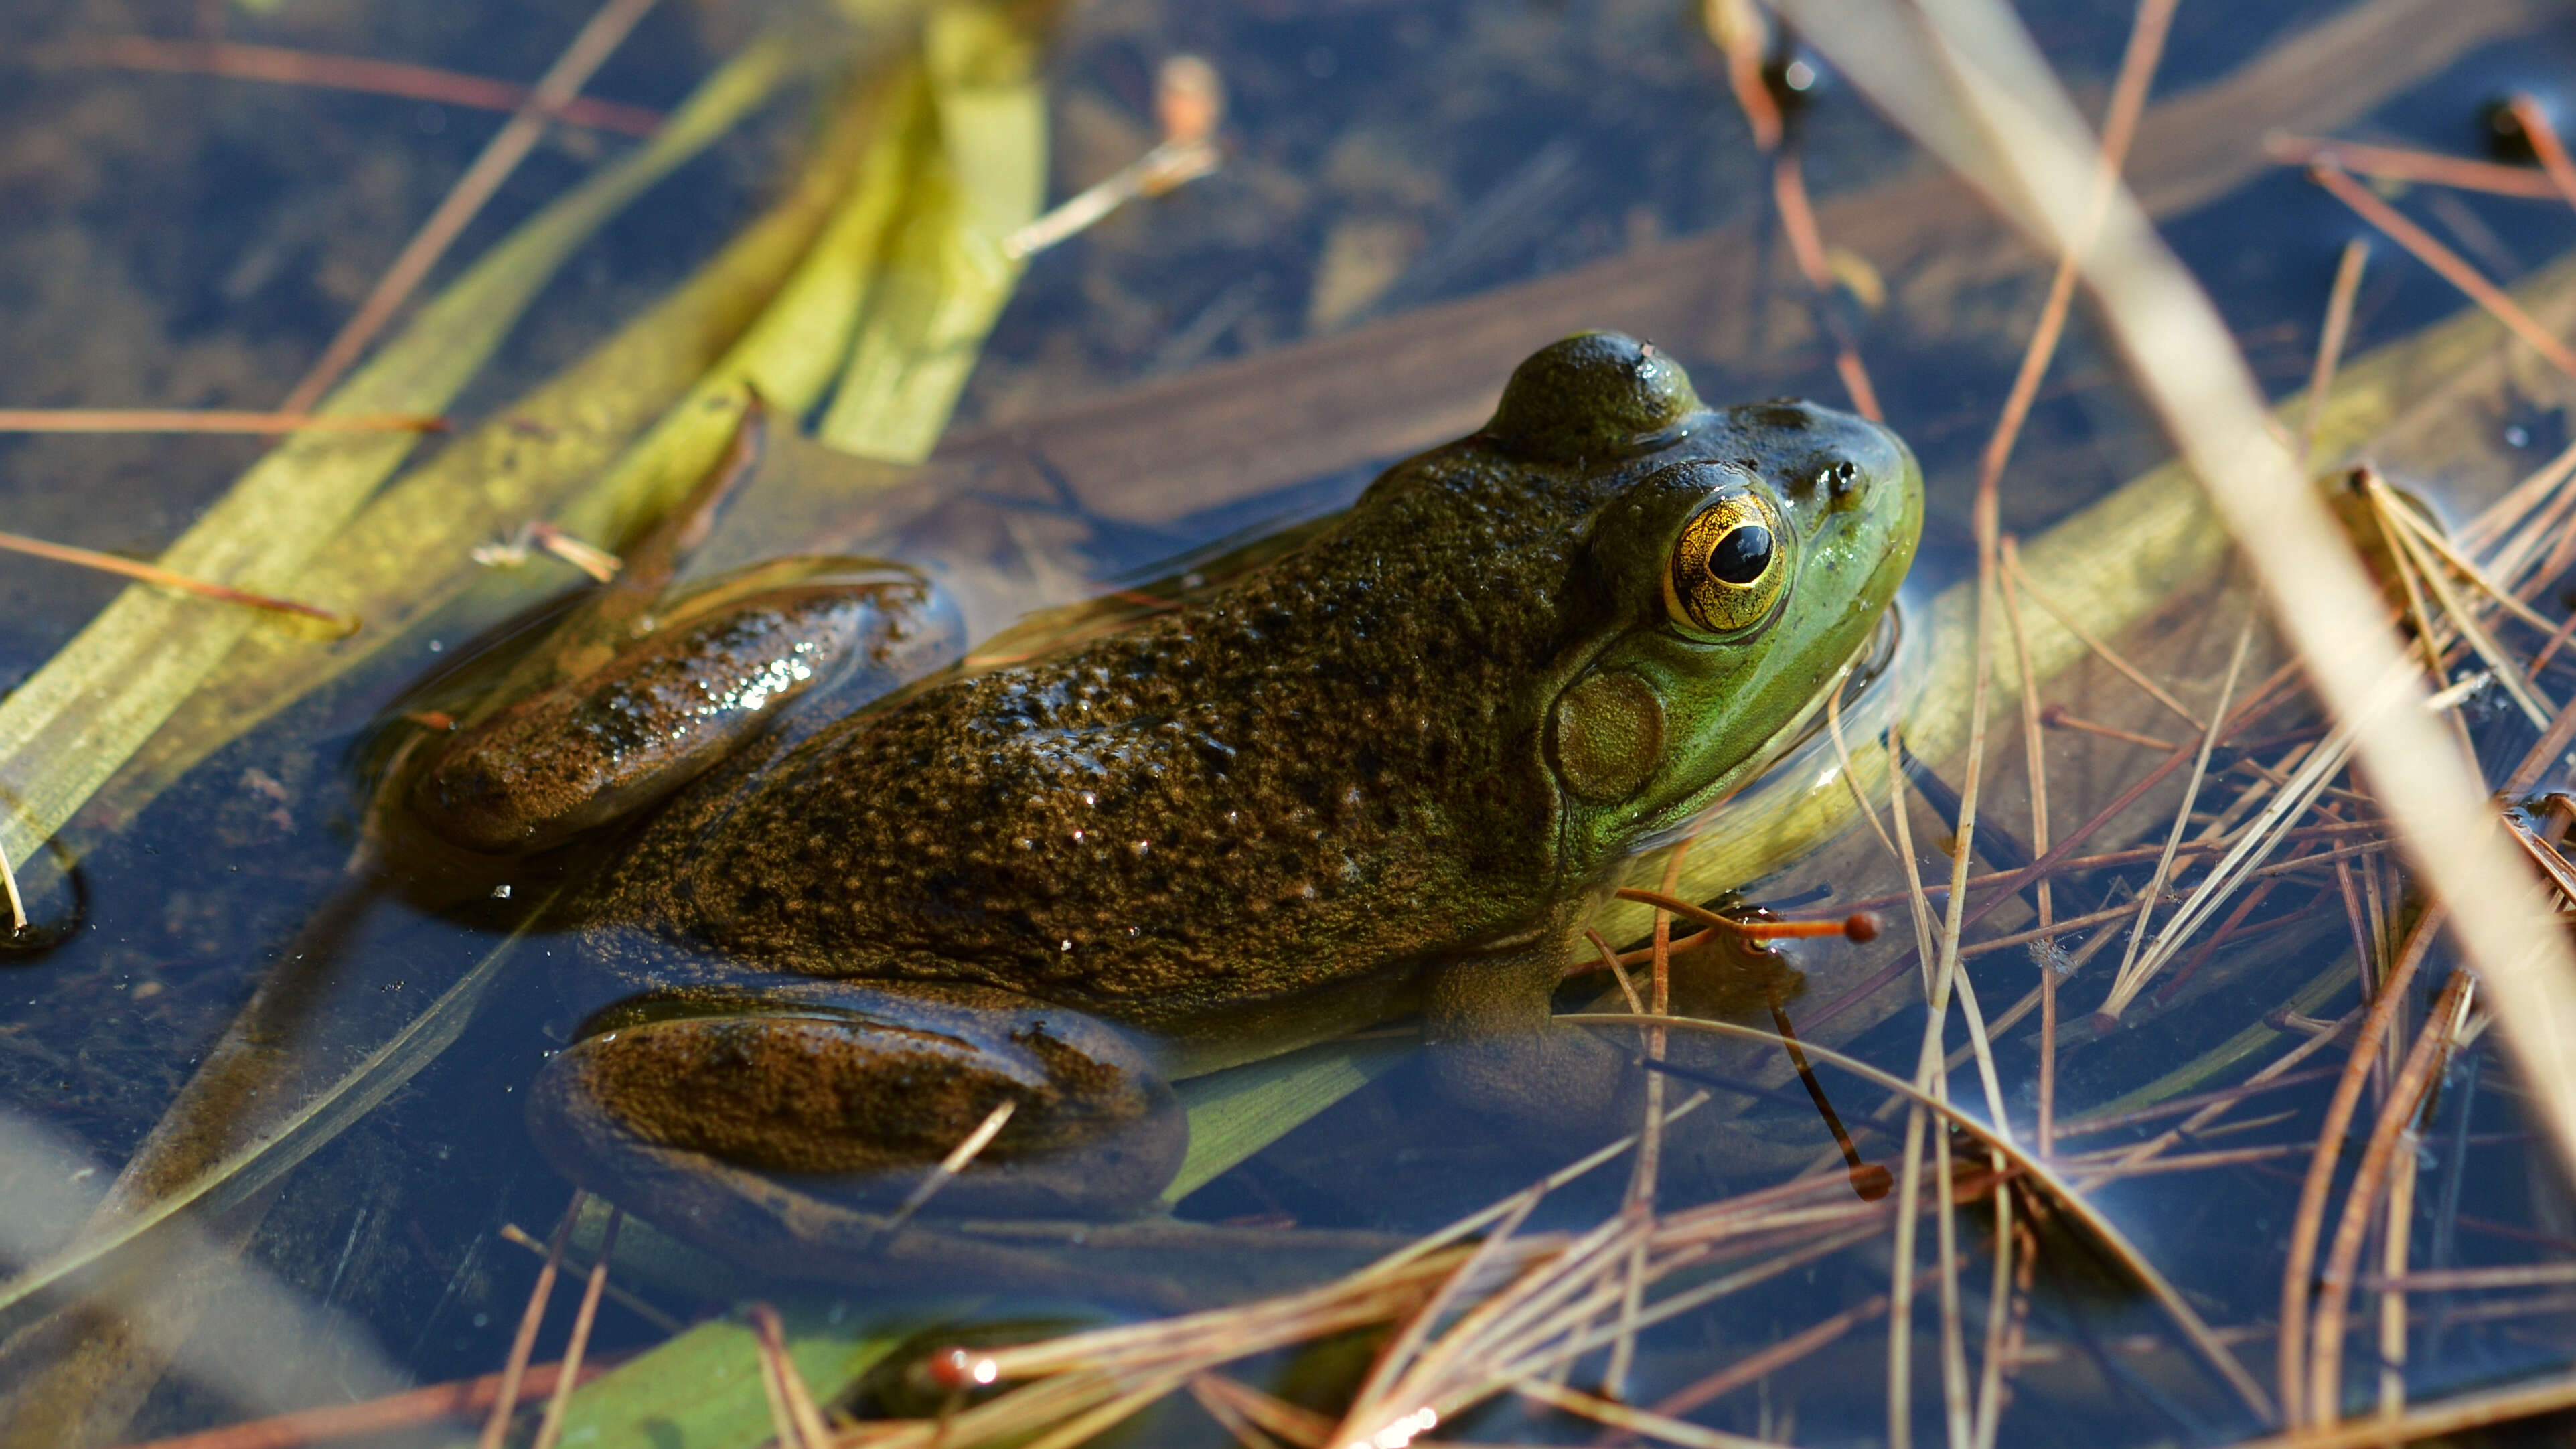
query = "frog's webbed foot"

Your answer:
(1422, 927), (1642, 1137)
(528, 978), (1186, 1220)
